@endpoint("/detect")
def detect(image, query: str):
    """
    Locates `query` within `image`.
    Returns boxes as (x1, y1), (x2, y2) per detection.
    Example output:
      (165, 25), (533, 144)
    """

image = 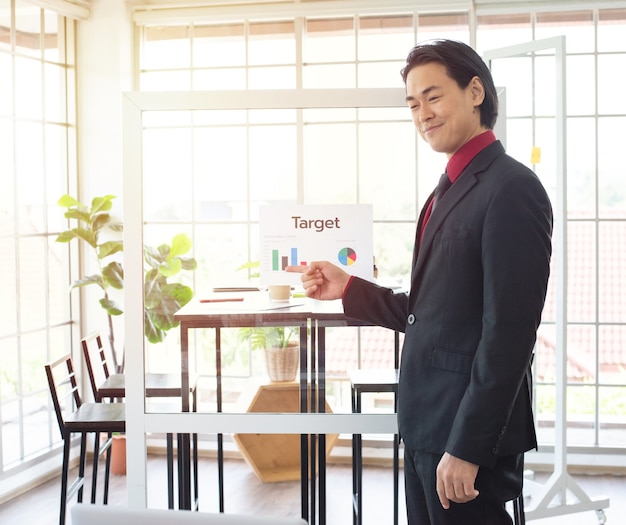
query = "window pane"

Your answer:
(48, 238), (71, 326)
(489, 56), (532, 117)
(598, 54), (626, 114)
(140, 70), (191, 91)
(373, 223), (413, 284)
(598, 117), (626, 218)
(535, 55), (556, 117)
(0, 54), (12, 115)
(0, 118), (15, 236)
(358, 61), (405, 88)
(417, 13), (470, 43)
(193, 23), (245, 67)
(598, 9), (626, 52)
(567, 117), (596, 219)
(249, 125), (297, 202)
(598, 221), (626, 323)
(0, 239), (18, 336)
(42, 10), (58, 63)
(143, 127), (193, 221)
(192, 68), (246, 90)
(566, 385), (596, 446)
(304, 18), (354, 63)
(358, 15), (414, 61)
(193, 126), (248, 215)
(14, 1), (41, 58)
(248, 65), (295, 89)
(15, 121), (45, 234)
(304, 122), (356, 203)
(194, 224), (251, 287)
(359, 121), (415, 220)
(567, 325), (597, 383)
(18, 237), (47, 331)
(566, 55), (595, 116)
(248, 21), (295, 65)
(598, 386), (626, 446)
(143, 25), (190, 69)
(44, 62), (65, 122)
(536, 11), (594, 54)
(303, 63), (356, 88)
(476, 13), (532, 51)
(14, 56), (42, 118)
(568, 222), (596, 324)
(599, 326), (626, 385)
(45, 124), (69, 231)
